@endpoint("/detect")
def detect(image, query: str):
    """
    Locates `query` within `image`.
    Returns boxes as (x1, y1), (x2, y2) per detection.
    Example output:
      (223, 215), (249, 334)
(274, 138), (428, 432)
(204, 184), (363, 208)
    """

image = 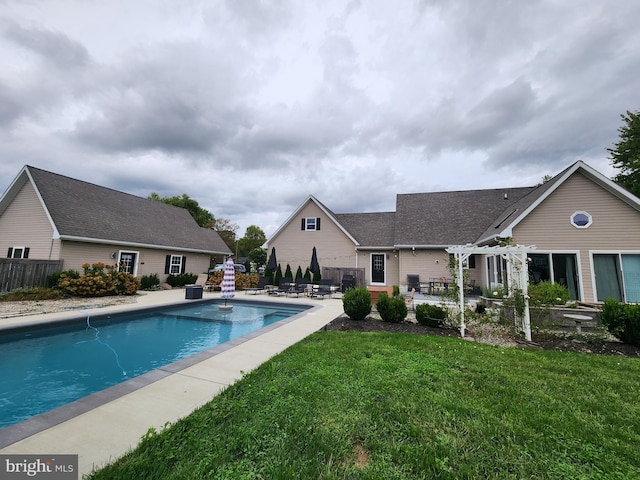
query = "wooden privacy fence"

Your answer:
(0, 259), (64, 292)
(321, 267), (365, 289)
